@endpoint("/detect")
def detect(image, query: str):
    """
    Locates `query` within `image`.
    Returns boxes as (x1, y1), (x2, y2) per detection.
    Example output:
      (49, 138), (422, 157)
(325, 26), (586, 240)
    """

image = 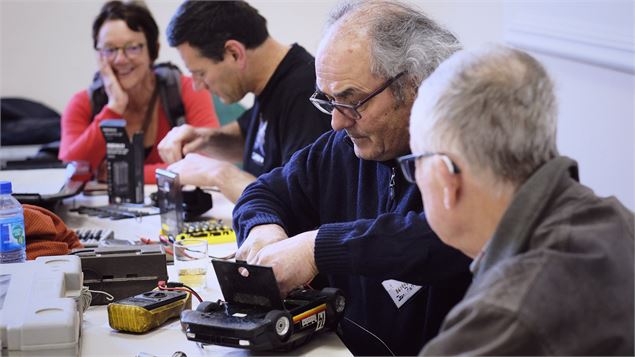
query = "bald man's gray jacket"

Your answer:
(421, 156), (634, 355)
